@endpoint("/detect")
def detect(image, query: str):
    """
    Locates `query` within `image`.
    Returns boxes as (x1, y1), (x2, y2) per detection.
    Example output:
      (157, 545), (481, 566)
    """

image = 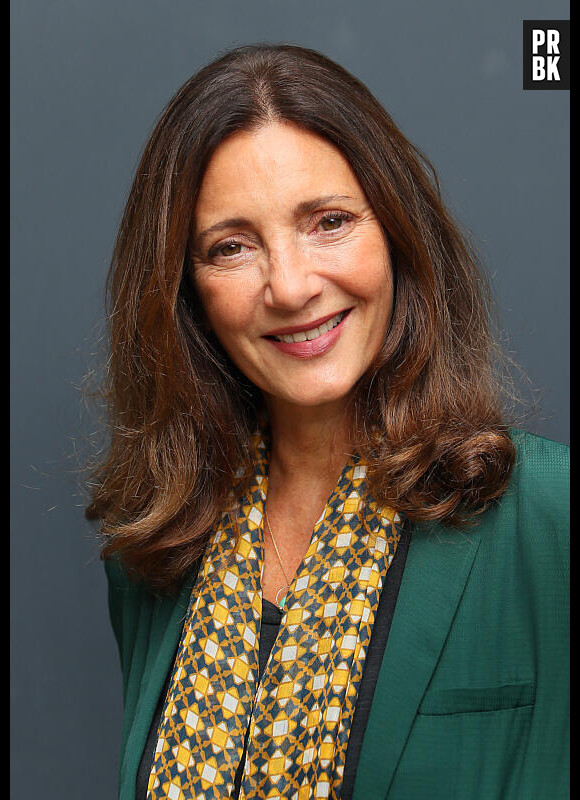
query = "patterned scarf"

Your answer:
(147, 433), (402, 800)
